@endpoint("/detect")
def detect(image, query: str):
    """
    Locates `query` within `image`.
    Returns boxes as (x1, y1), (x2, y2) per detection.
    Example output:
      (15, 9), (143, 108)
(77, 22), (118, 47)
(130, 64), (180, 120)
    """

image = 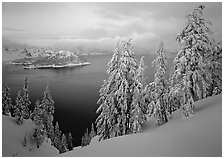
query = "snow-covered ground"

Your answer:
(2, 116), (59, 157)
(61, 94), (222, 157)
